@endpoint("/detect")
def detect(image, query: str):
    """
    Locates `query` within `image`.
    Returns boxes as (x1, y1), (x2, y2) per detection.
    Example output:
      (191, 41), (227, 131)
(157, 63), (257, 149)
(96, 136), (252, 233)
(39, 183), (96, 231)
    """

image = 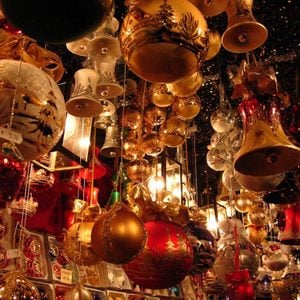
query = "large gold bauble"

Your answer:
(63, 221), (102, 266)
(91, 203), (146, 264)
(119, 0), (208, 83)
(159, 116), (187, 147)
(0, 270), (41, 299)
(0, 59), (66, 161)
(126, 158), (152, 183)
(64, 283), (93, 300)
